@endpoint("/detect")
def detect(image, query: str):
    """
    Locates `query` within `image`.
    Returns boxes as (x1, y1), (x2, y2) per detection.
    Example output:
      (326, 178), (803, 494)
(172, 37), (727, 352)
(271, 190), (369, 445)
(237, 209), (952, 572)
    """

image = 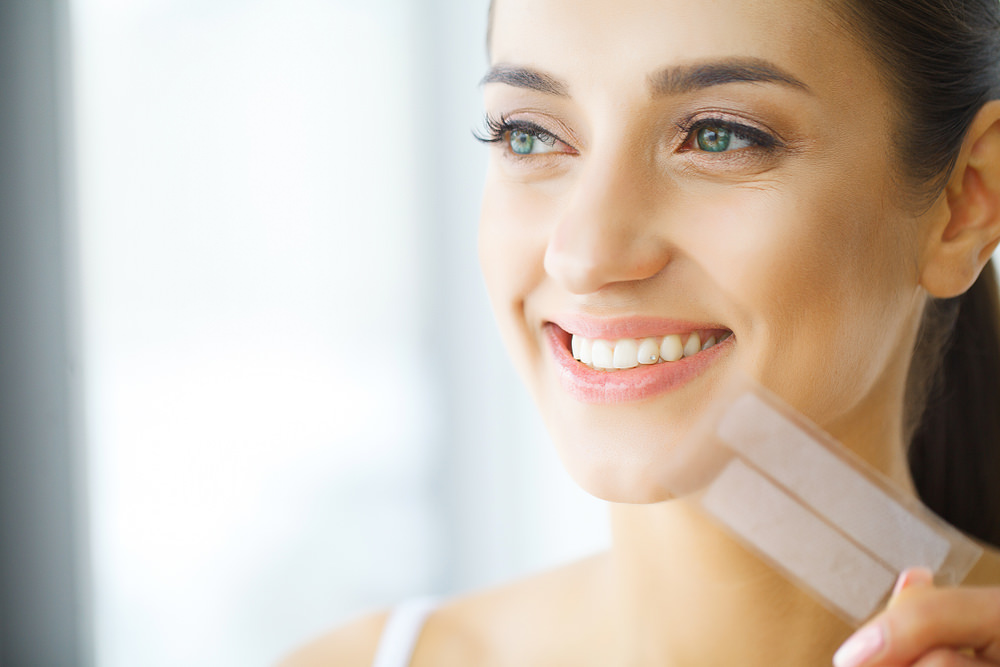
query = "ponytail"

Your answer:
(908, 260), (1000, 546)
